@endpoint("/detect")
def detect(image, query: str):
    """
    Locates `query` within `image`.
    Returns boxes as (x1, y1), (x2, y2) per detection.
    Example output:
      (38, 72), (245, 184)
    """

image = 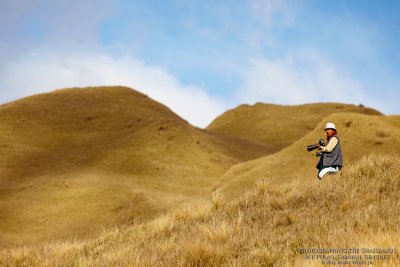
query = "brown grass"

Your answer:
(206, 102), (382, 151)
(0, 86), (273, 247)
(1, 153), (399, 266)
(215, 113), (400, 196)
(1, 86), (399, 265)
